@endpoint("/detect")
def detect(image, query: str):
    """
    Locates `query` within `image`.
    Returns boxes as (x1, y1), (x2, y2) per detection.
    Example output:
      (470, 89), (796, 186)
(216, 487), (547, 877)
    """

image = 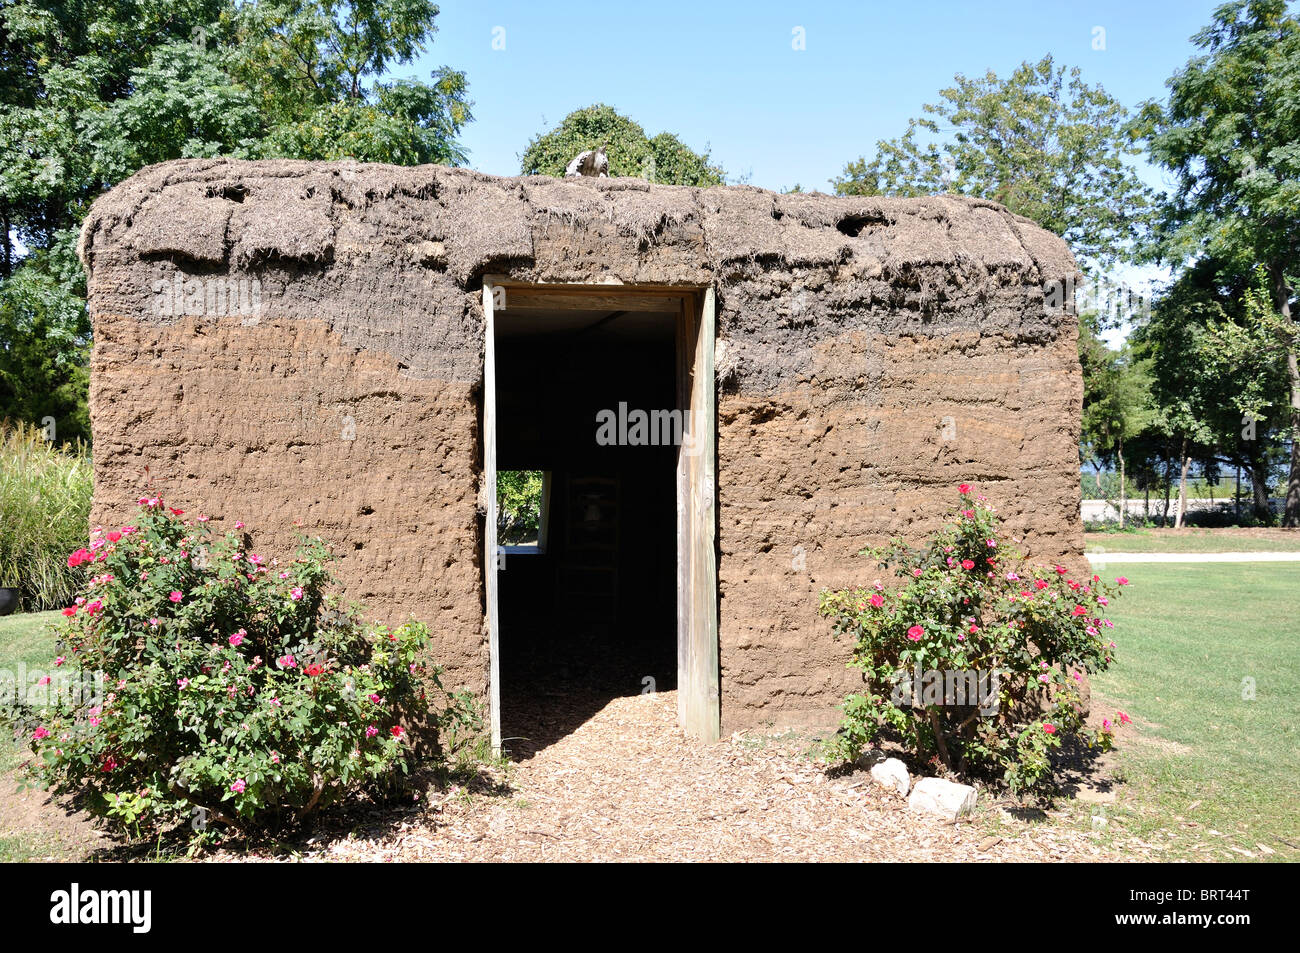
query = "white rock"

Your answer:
(907, 777), (977, 820)
(869, 757), (911, 797)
